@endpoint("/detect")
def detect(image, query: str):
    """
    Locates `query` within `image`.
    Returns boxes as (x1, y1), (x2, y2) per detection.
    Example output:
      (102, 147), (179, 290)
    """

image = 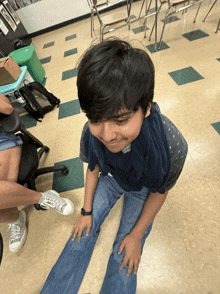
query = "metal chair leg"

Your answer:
(203, 0), (218, 22)
(148, 4), (163, 41)
(193, 2), (202, 23)
(91, 10), (93, 37)
(158, 9), (170, 49)
(215, 18), (220, 33)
